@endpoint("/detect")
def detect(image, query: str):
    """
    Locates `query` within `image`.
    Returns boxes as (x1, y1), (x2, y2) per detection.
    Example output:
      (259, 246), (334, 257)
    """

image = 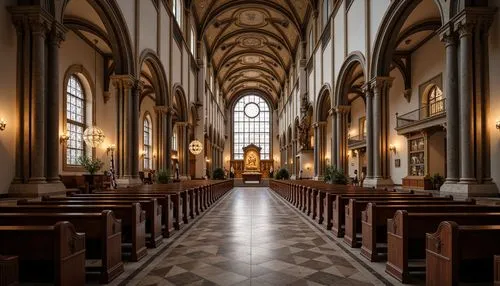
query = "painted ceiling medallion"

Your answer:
(240, 36), (264, 48)
(242, 55), (261, 65)
(236, 9), (267, 28)
(244, 71), (261, 78)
